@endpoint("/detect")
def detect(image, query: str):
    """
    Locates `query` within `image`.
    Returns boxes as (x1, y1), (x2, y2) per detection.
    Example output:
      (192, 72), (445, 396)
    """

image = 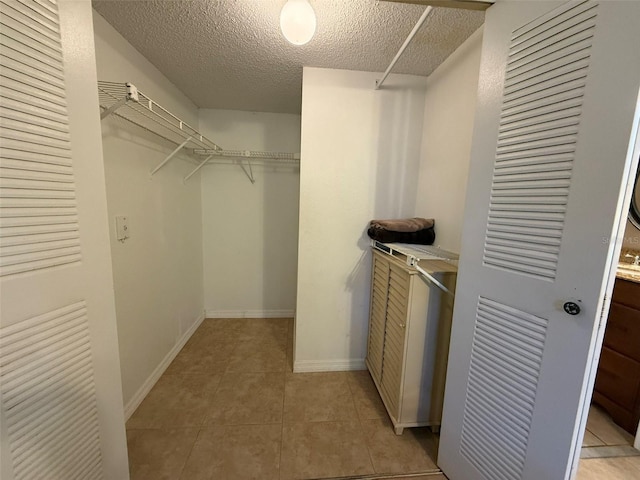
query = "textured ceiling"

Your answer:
(92, 0), (484, 113)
